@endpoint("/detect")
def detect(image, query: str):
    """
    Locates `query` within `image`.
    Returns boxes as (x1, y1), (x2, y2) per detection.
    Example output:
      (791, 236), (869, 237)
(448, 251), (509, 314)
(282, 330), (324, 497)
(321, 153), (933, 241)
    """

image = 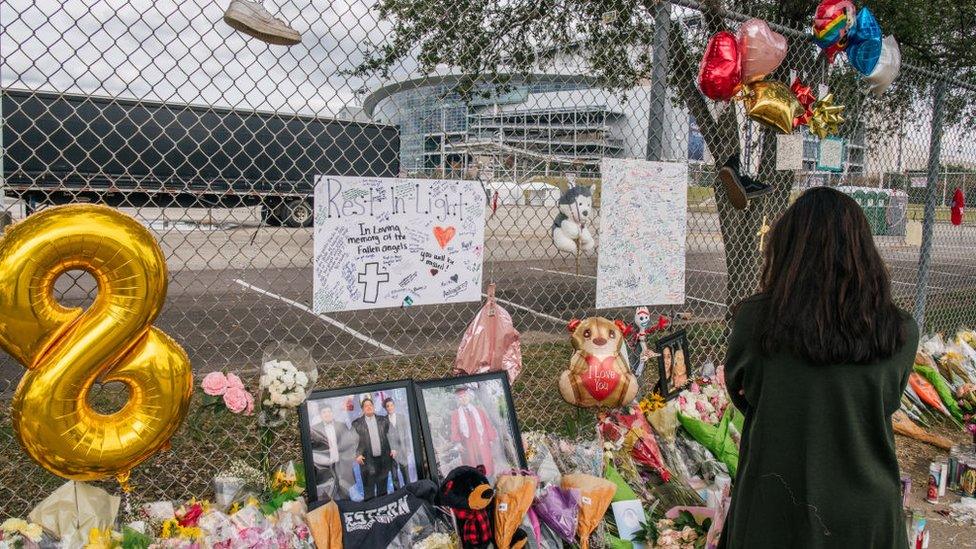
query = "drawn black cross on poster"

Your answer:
(358, 262), (390, 304)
